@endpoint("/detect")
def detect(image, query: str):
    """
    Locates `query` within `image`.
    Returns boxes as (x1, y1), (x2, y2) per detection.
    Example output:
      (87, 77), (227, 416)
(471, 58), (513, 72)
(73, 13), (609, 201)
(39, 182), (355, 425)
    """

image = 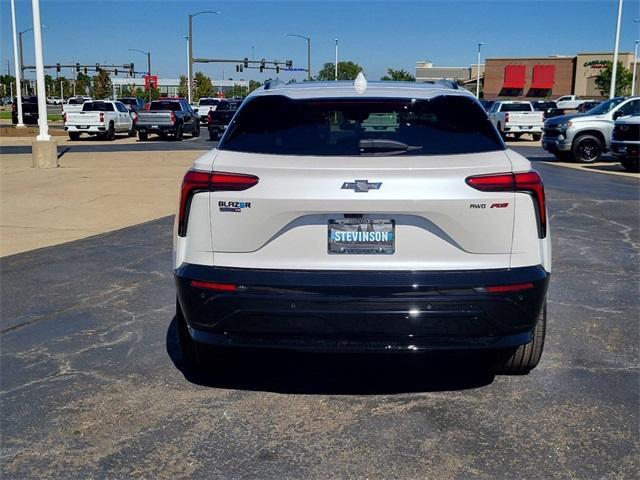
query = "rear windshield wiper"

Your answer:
(359, 139), (423, 156)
